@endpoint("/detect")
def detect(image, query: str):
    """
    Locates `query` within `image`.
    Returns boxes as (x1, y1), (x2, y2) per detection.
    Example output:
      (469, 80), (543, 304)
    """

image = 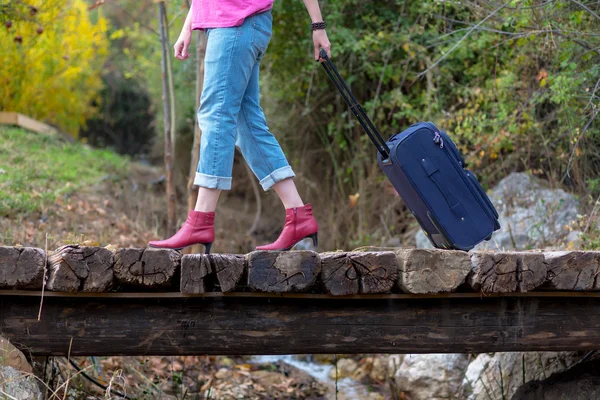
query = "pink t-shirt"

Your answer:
(191, 0), (274, 30)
